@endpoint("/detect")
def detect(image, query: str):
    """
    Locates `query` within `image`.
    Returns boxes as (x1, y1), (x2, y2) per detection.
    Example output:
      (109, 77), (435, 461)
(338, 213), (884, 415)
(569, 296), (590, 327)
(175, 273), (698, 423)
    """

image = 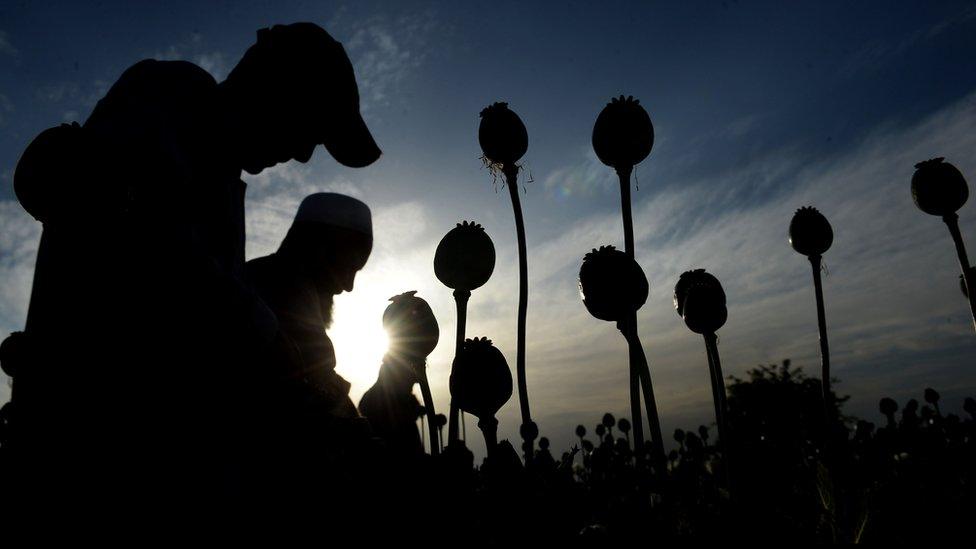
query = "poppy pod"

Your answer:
(449, 337), (513, 420)
(789, 207), (833, 257)
(478, 102), (528, 167)
(579, 245), (649, 322)
(434, 221), (496, 292)
(592, 95), (654, 169)
(617, 418), (631, 434)
(879, 397), (898, 417)
(383, 291), (439, 359)
(912, 157), (968, 217)
(674, 269), (727, 334)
